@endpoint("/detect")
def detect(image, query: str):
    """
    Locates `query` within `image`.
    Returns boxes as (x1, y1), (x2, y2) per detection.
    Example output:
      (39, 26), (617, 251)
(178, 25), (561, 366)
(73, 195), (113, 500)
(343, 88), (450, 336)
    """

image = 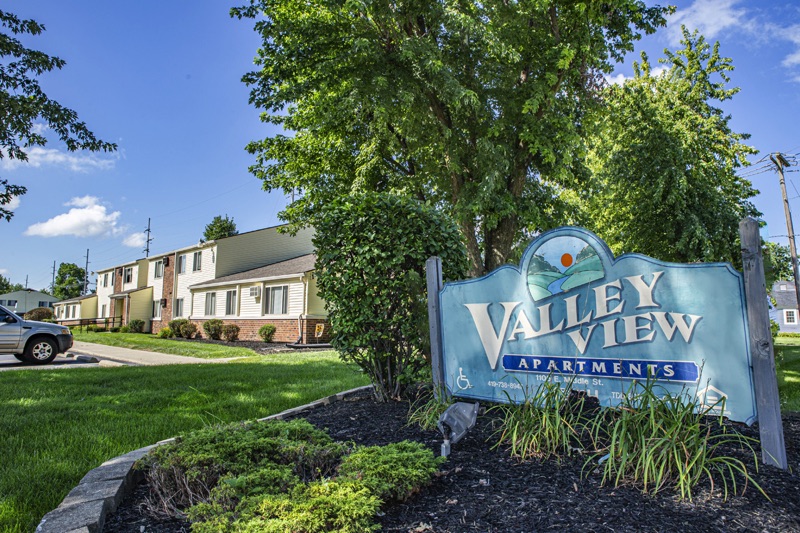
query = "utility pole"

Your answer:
(771, 152), (800, 308)
(143, 218), (153, 257)
(83, 249), (90, 296)
(51, 261), (56, 293)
